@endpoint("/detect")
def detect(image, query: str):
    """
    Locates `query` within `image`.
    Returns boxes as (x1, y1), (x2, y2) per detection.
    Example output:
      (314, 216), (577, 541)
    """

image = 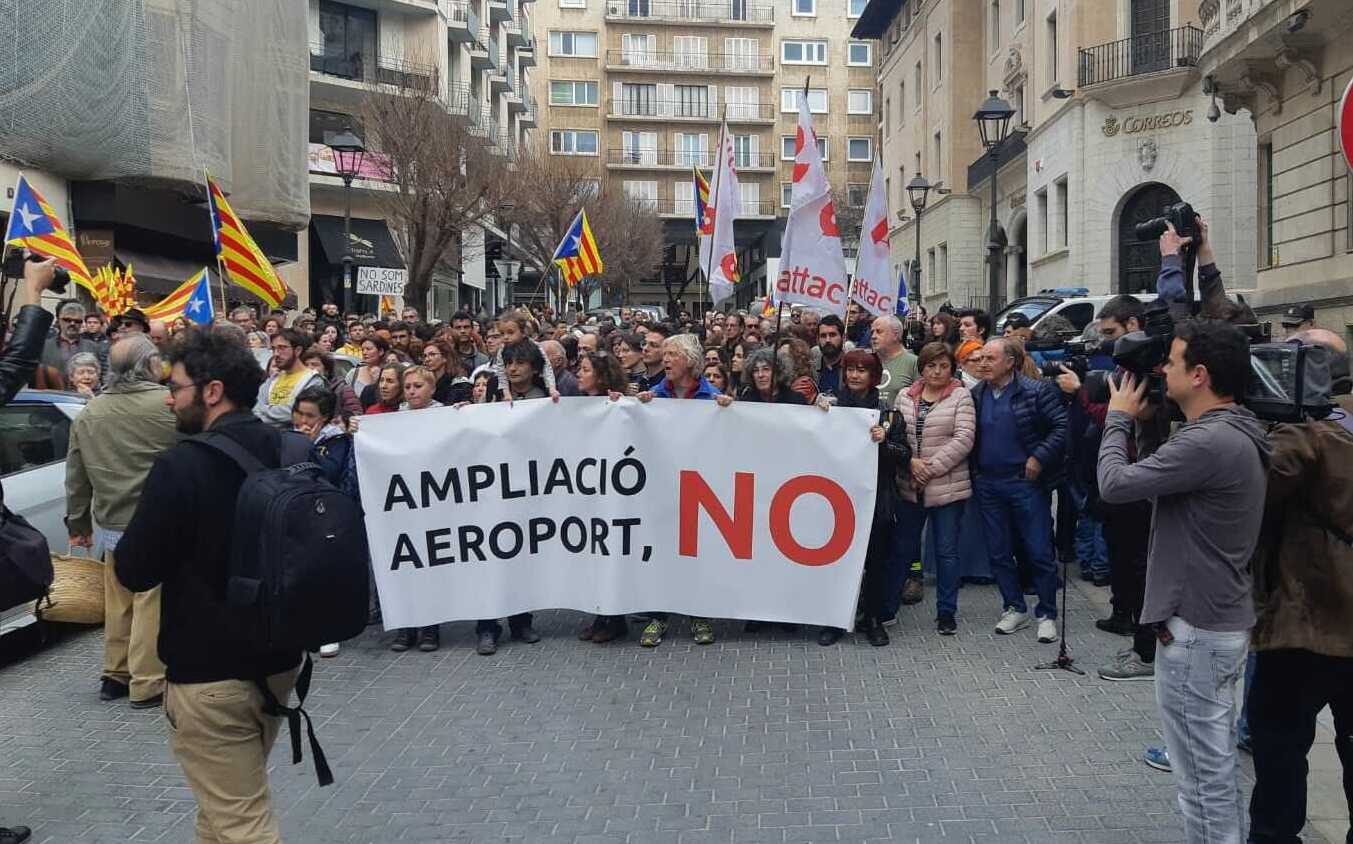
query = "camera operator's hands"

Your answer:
(23, 254), (58, 301)
(1107, 372), (1148, 419)
(1194, 215), (1215, 267)
(1023, 456), (1042, 482)
(1055, 364), (1081, 395)
(1159, 222), (1191, 258)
